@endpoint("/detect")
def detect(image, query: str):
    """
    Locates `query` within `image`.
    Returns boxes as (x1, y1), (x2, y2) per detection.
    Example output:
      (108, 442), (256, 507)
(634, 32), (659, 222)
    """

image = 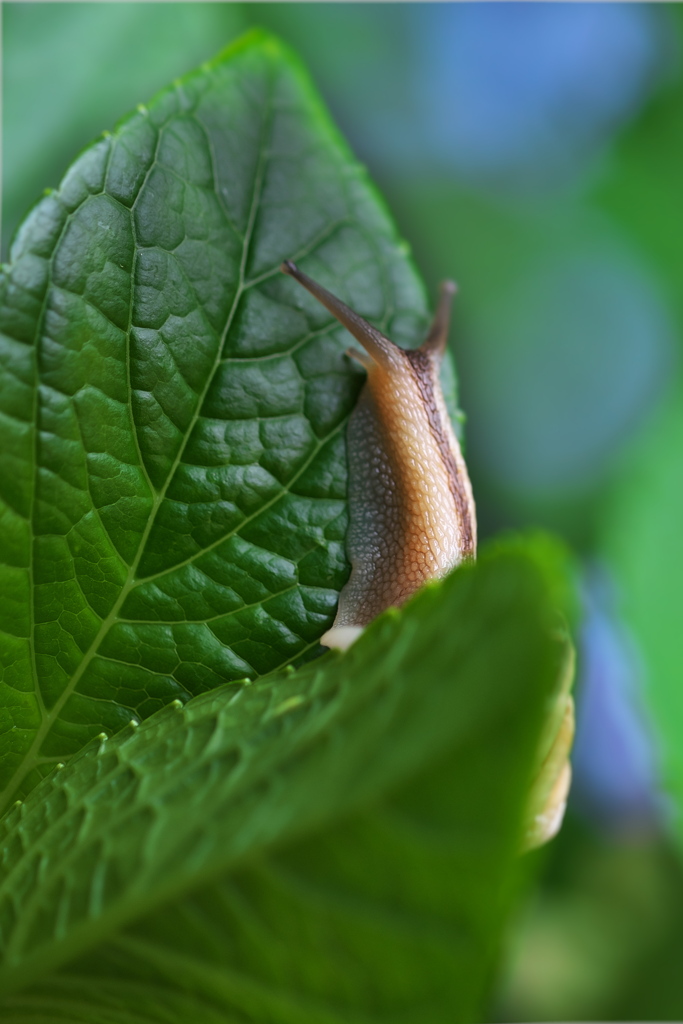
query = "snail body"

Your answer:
(281, 261), (476, 650)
